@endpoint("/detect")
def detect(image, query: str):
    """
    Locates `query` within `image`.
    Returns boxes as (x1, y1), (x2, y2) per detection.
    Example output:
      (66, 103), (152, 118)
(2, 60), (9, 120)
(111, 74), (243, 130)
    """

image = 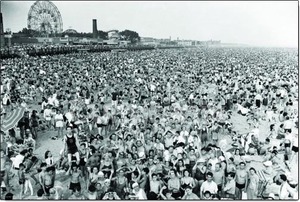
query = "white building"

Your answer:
(107, 30), (120, 40)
